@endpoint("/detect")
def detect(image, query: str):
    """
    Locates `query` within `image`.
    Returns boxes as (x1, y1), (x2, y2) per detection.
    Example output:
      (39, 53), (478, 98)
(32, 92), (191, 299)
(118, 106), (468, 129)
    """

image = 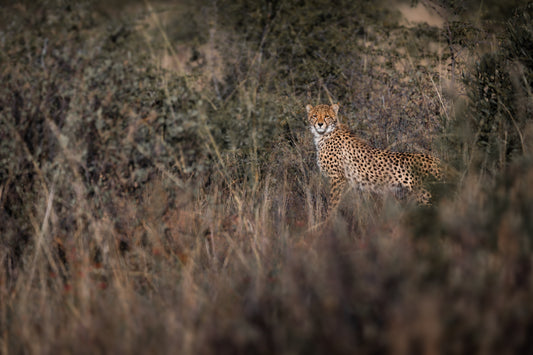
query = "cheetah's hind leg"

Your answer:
(413, 187), (432, 206)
